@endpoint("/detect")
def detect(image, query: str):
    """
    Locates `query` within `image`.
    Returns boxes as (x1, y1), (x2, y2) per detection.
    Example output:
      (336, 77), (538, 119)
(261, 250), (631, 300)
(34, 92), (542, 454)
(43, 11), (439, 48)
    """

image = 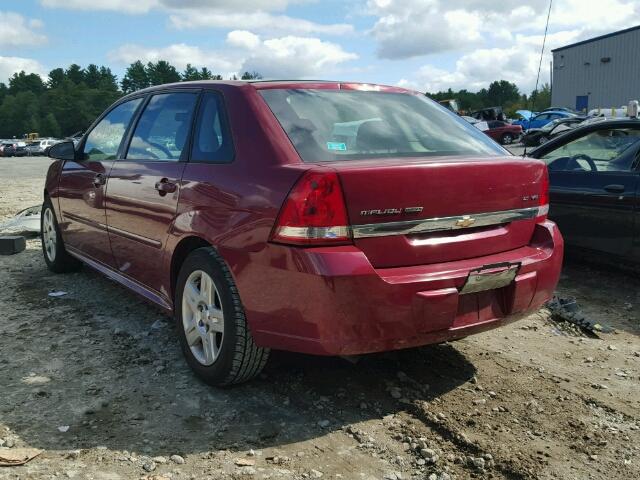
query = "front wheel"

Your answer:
(41, 198), (82, 273)
(175, 247), (269, 386)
